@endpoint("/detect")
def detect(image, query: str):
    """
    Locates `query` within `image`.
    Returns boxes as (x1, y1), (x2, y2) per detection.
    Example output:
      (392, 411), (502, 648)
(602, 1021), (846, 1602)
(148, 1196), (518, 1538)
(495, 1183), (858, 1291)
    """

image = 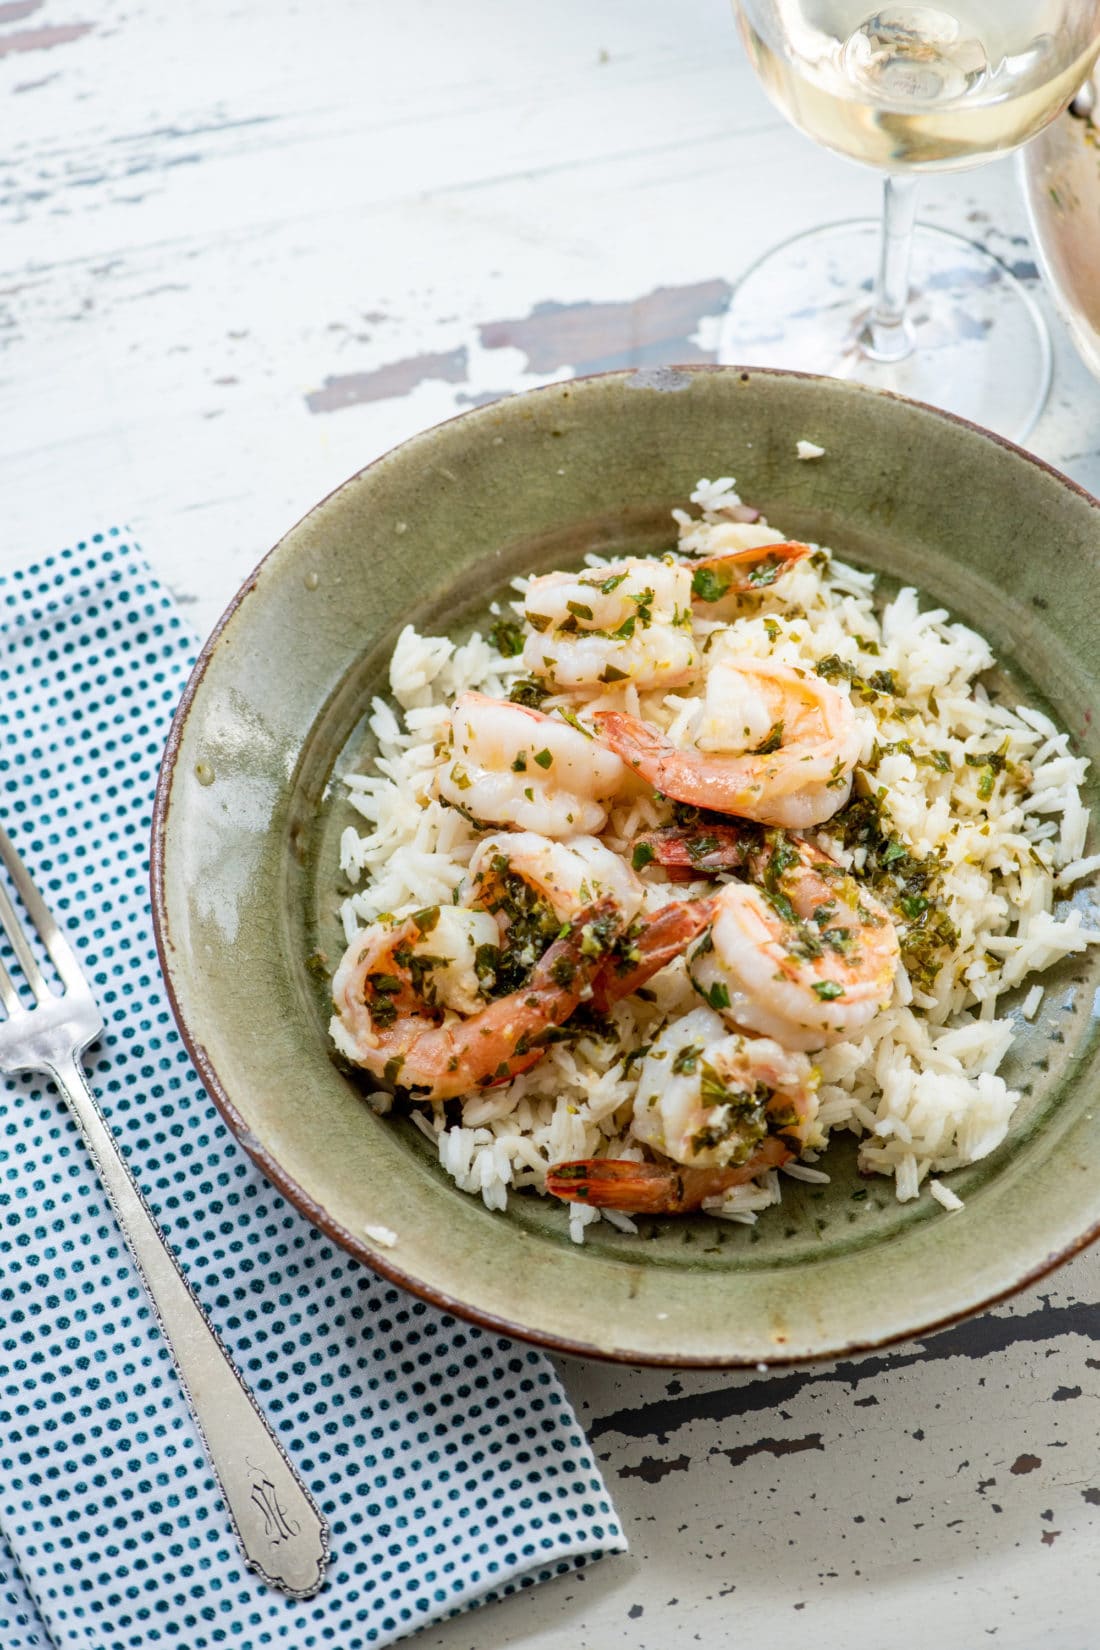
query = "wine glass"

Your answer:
(720, 2), (1100, 441)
